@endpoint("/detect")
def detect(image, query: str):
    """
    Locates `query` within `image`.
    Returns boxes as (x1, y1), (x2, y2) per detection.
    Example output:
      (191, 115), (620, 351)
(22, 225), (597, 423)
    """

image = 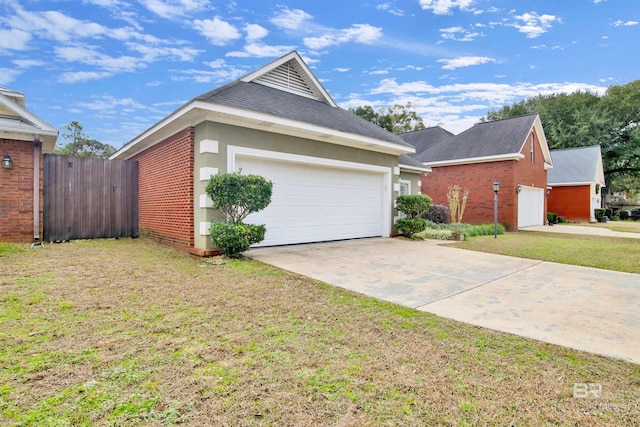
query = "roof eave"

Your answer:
(400, 164), (432, 173)
(111, 100), (414, 160)
(424, 153), (525, 167)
